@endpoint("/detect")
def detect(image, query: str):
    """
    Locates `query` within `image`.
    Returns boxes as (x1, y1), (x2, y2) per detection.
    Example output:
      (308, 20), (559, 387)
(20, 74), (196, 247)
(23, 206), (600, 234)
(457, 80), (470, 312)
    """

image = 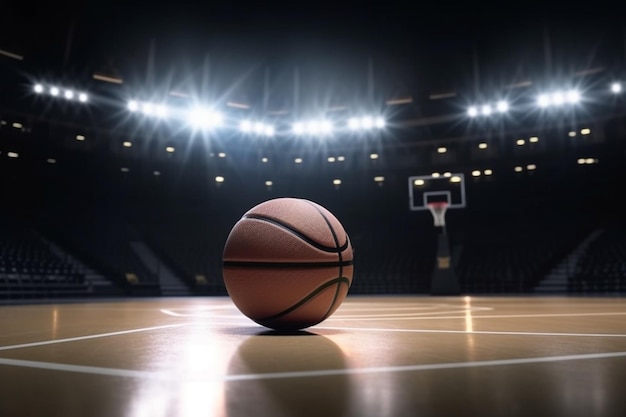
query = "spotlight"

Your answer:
(34, 84), (44, 94)
(154, 105), (168, 118)
(64, 90), (74, 100)
(187, 108), (222, 129)
(128, 100), (139, 111)
(566, 90), (580, 104)
(293, 122), (304, 135)
(481, 104), (492, 116)
(50, 87), (59, 96)
(320, 120), (333, 134)
(537, 94), (550, 107)
(551, 91), (564, 106)
(611, 82), (622, 94)
(496, 100), (509, 112)
(240, 120), (252, 133)
(78, 92), (88, 102)
(468, 106), (478, 117)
